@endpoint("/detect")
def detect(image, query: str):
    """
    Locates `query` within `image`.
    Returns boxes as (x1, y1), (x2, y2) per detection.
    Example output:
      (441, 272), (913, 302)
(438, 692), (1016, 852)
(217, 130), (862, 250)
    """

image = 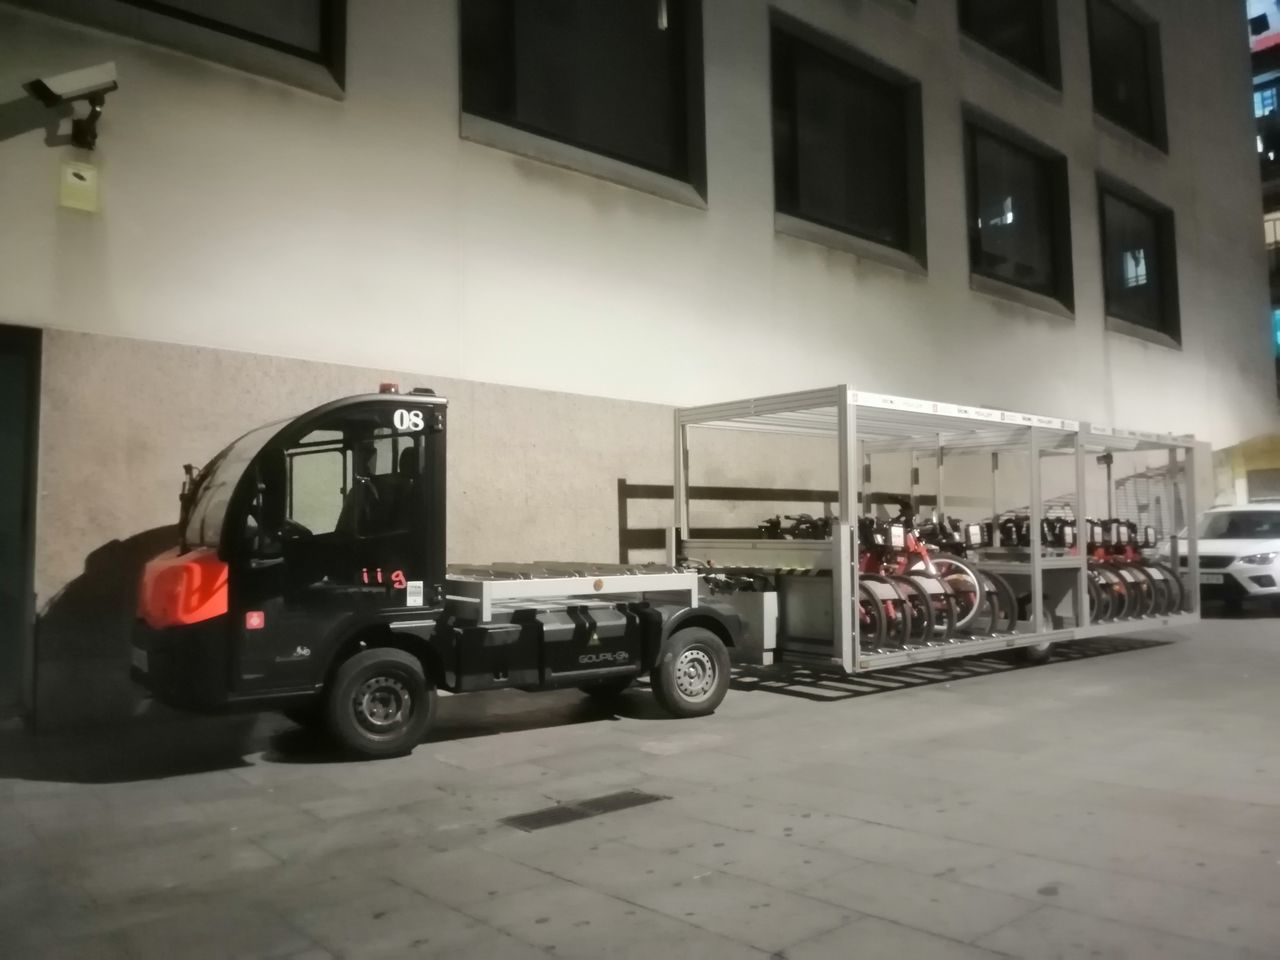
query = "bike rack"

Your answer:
(672, 385), (1200, 674)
